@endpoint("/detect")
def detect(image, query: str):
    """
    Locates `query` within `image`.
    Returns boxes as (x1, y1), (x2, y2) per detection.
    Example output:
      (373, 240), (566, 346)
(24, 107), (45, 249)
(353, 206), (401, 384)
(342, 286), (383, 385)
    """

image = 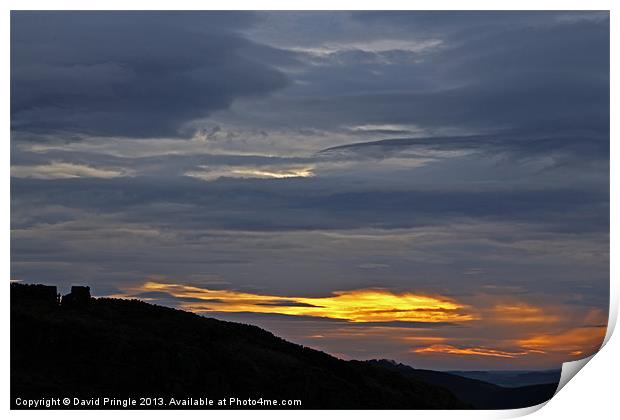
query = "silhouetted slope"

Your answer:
(11, 284), (467, 409)
(367, 360), (559, 409)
